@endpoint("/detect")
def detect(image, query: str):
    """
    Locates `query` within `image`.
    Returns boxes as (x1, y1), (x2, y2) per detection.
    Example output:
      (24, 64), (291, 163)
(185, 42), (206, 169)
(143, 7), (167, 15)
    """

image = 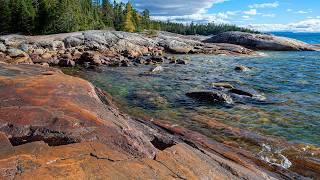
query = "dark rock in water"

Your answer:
(58, 59), (75, 67)
(235, 65), (250, 72)
(186, 91), (233, 104)
(176, 59), (188, 65)
(121, 60), (131, 67)
(229, 88), (253, 97)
